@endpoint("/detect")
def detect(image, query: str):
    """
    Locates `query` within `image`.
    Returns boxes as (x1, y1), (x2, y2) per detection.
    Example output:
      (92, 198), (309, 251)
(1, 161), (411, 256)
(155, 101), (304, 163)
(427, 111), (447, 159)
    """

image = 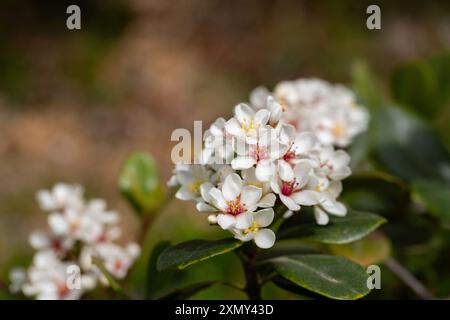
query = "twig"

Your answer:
(238, 246), (262, 300)
(384, 257), (434, 299)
